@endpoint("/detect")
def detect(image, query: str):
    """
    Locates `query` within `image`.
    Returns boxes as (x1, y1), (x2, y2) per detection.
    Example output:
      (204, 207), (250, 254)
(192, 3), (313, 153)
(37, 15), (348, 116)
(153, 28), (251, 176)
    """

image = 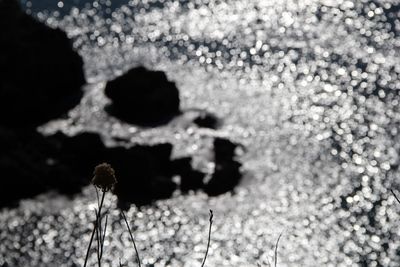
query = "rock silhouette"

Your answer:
(172, 157), (206, 193)
(0, 0), (85, 128)
(0, 1), (242, 208)
(105, 66), (181, 126)
(0, 128), (84, 207)
(213, 137), (239, 163)
(0, 130), (179, 208)
(204, 137), (243, 196)
(0, 129), (243, 208)
(193, 112), (220, 129)
(44, 133), (179, 207)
